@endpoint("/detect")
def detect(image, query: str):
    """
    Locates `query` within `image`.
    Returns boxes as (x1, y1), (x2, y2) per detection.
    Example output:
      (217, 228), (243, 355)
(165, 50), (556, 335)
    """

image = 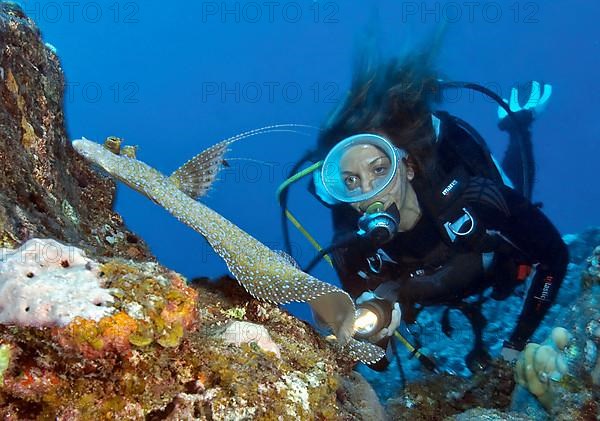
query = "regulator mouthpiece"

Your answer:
(357, 202), (399, 245)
